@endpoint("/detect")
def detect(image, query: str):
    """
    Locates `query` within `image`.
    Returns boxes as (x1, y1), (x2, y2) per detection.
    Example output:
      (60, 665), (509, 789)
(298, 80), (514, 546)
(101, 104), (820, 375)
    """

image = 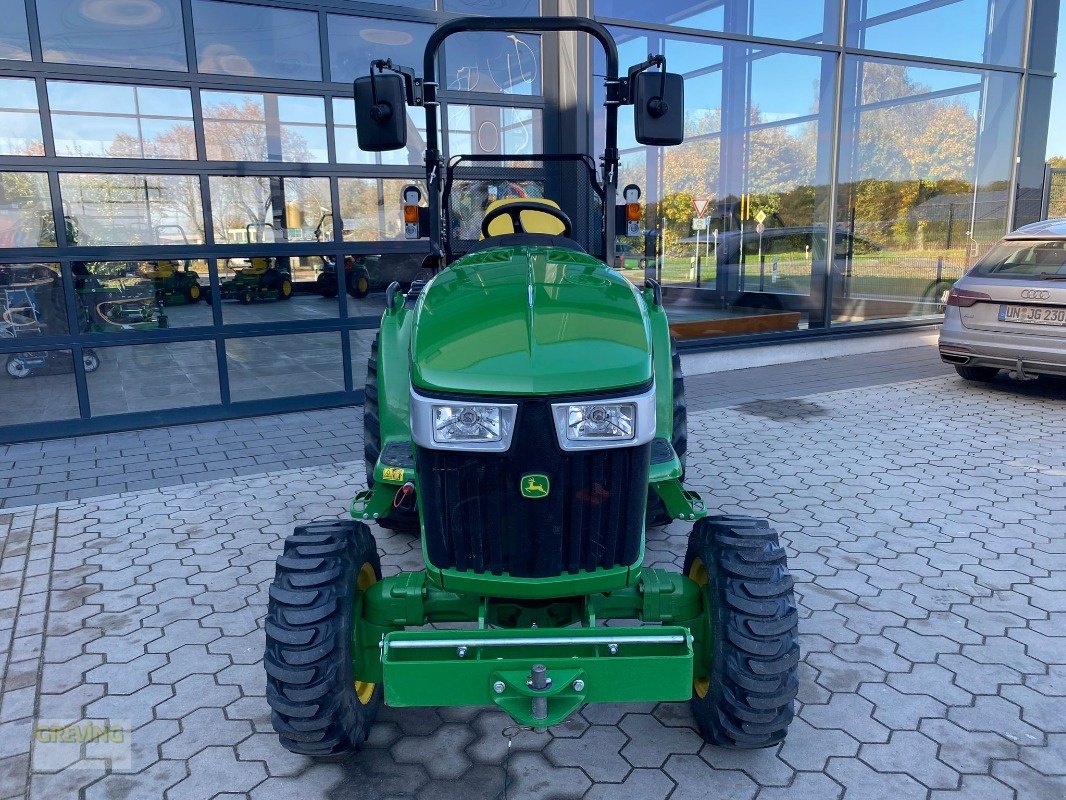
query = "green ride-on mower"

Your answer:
(142, 226), (209, 306)
(219, 257), (293, 304)
(264, 17), (799, 757)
